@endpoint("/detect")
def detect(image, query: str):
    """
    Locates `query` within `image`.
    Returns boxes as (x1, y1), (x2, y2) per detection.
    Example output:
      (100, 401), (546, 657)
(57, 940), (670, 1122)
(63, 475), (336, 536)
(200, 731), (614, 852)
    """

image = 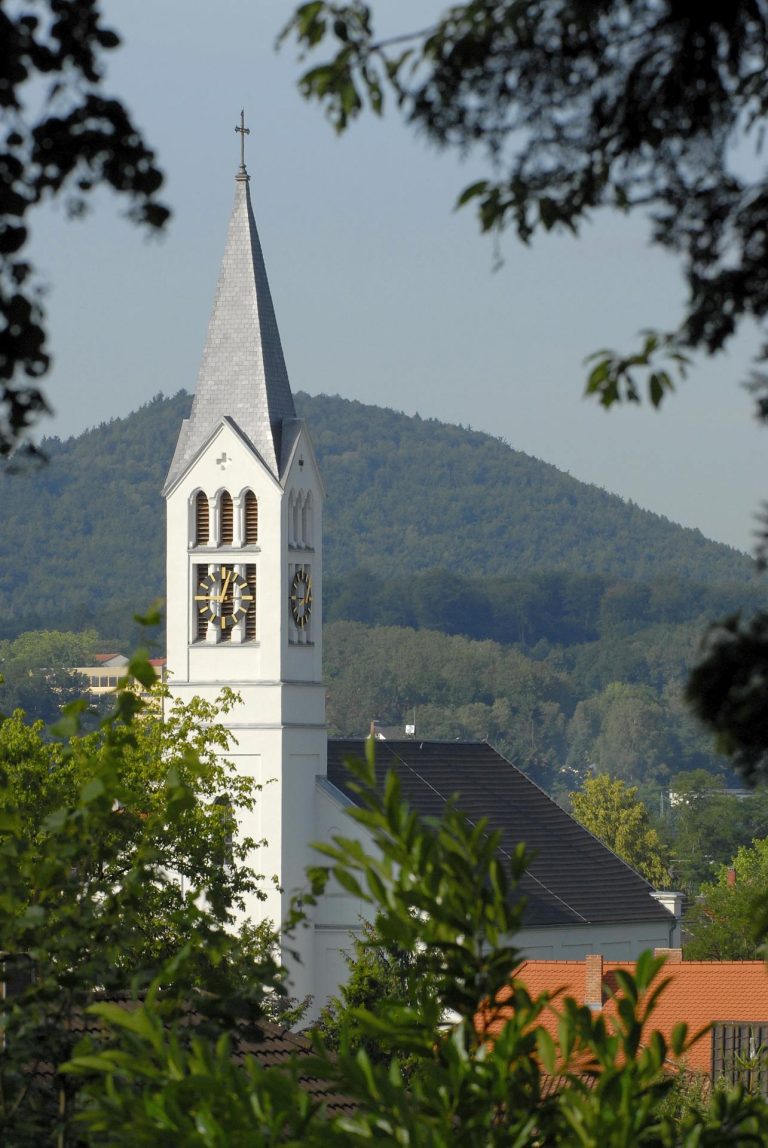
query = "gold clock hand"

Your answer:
(219, 569), (232, 602)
